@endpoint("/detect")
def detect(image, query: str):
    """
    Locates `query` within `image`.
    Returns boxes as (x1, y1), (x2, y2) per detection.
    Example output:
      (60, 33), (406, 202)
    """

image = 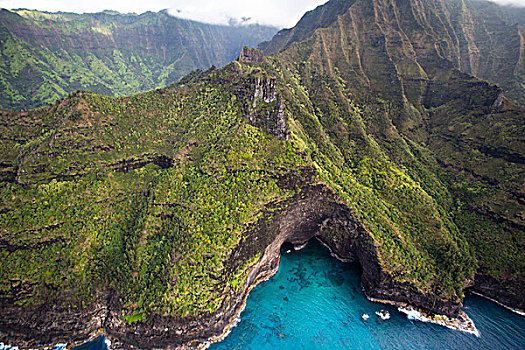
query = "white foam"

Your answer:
(375, 310), (390, 320)
(104, 337), (112, 350)
(402, 307), (422, 320)
(398, 306), (480, 337)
